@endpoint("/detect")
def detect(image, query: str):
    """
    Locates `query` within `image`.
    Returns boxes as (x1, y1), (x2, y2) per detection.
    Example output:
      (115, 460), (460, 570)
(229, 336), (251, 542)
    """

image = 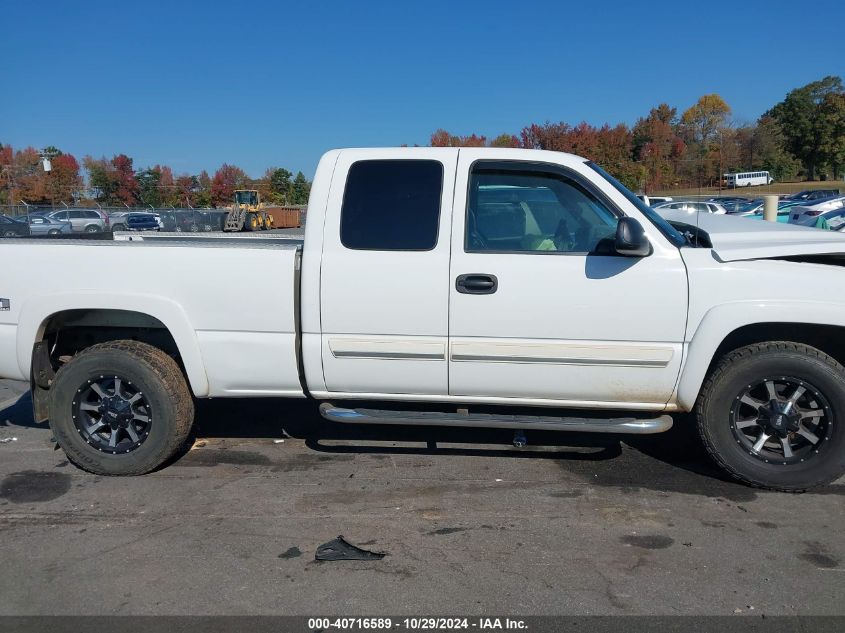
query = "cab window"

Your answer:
(340, 160), (443, 251)
(465, 163), (618, 254)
